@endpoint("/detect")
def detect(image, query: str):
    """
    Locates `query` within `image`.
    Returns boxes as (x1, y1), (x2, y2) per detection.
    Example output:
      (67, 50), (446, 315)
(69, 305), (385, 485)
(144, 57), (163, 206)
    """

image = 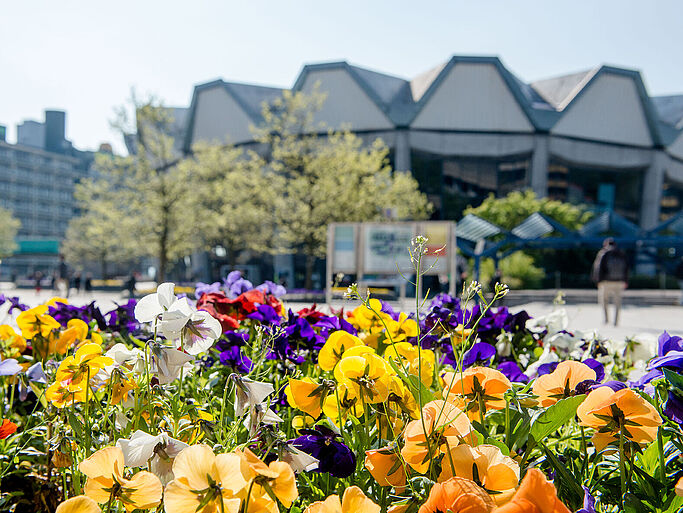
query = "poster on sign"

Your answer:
(362, 223), (415, 273)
